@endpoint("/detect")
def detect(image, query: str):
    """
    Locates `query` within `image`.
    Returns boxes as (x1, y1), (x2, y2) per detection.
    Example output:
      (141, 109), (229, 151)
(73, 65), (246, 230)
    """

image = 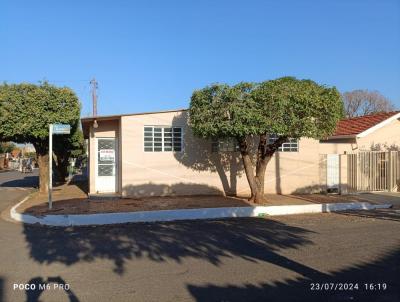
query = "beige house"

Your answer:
(81, 110), (400, 197)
